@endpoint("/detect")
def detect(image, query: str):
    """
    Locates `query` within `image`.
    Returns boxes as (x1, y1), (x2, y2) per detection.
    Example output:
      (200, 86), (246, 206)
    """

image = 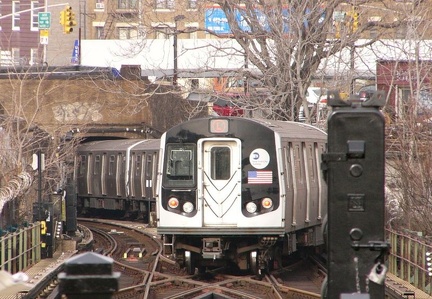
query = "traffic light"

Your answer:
(63, 6), (77, 34)
(352, 11), (359, 32)
(60, 10), (65, 26)
(351, 6), (359, 33)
